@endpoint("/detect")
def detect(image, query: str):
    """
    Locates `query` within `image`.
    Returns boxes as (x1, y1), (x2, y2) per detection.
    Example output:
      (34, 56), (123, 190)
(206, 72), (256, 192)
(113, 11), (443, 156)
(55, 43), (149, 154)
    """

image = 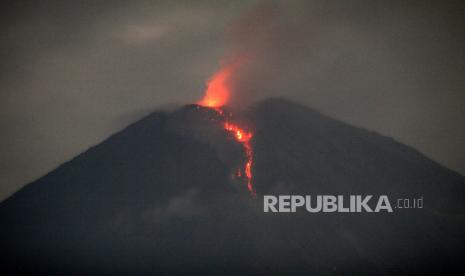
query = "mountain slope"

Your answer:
(1, 98), (464, 275)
